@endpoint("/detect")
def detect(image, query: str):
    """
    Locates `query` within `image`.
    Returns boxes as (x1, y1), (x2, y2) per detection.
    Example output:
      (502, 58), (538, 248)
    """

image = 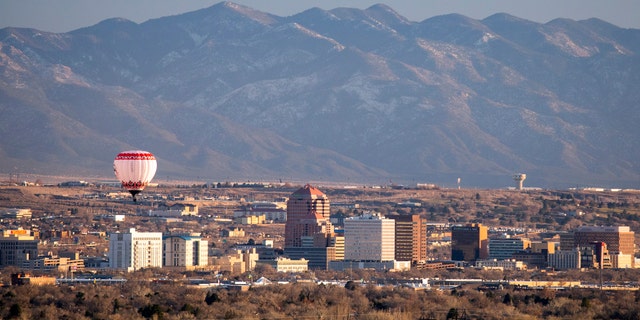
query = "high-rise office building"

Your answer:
(388, 214), (427, 263)
(284, 184), (336, 269)
(109, 228), (163, 272)
(451, 223), (488, 262)
(0, 229), (38, 267)
(560, 226), (634, 267)
(570, 226), (635, 256)
(344, 213), (395, 261)
(163, 233), (208, 269)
